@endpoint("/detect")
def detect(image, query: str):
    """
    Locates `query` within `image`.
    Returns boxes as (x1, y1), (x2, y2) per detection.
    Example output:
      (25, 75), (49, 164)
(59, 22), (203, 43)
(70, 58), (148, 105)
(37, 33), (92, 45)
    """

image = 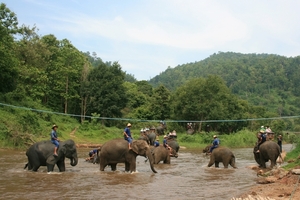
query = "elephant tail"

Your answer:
(24, 163), (28, 169)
